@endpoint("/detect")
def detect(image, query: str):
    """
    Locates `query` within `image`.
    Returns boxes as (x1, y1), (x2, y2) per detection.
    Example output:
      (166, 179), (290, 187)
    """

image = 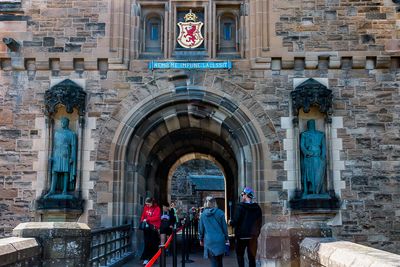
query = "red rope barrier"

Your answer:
(145, 249), (161, 267)
(164, 233), (173, 248)
(145, 226), (185, 267)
